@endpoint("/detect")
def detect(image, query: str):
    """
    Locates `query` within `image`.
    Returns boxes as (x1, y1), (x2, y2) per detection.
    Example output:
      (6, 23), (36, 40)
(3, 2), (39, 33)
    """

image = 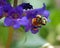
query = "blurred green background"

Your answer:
(0, 0), (60, 48)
